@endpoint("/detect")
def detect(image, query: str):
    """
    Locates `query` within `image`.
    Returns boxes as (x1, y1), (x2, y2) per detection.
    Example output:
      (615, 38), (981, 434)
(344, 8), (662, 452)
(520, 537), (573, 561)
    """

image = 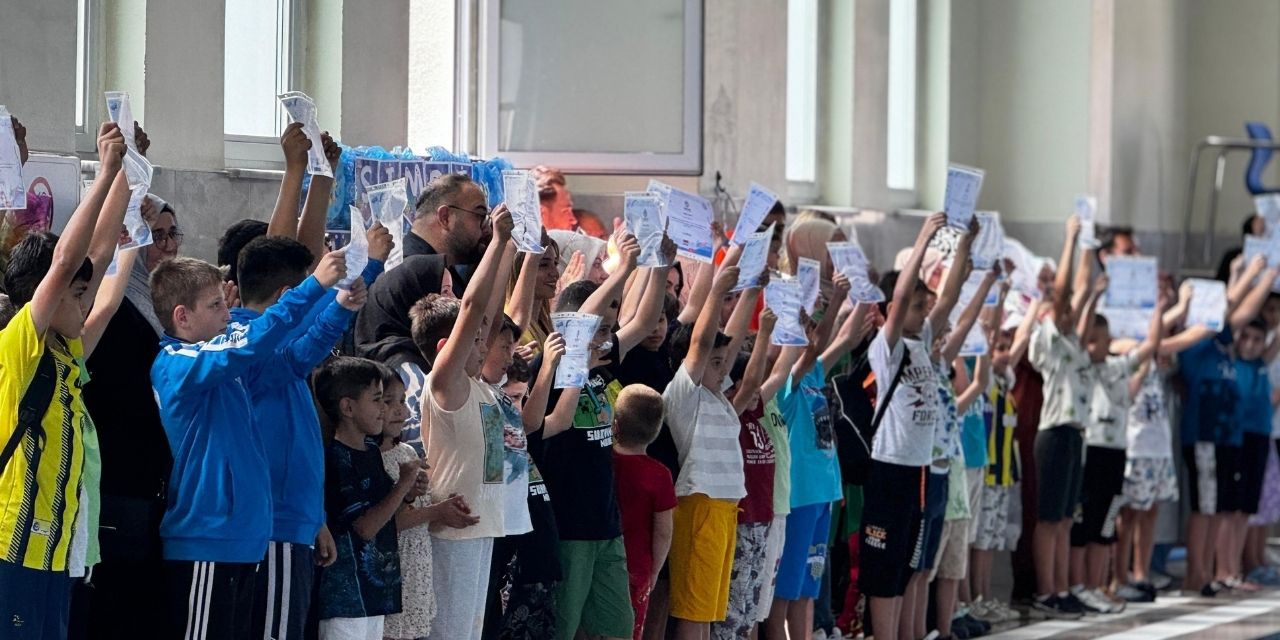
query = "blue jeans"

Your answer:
(0, 560), (72, 640)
